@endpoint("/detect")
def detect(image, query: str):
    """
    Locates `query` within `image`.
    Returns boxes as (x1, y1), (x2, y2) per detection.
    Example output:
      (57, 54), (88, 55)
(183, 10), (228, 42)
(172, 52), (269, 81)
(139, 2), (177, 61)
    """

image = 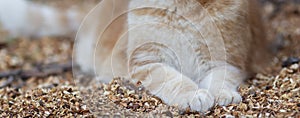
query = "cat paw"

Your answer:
(169, 89), (215, 112)
(213, 89), (242, 106)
